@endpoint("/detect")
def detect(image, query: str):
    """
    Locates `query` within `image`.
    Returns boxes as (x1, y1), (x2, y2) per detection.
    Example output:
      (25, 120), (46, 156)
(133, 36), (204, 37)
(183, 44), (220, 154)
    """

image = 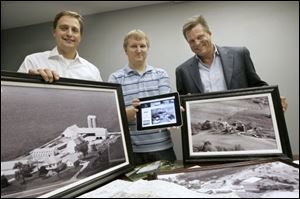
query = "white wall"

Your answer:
(1, 1), (299, 159)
